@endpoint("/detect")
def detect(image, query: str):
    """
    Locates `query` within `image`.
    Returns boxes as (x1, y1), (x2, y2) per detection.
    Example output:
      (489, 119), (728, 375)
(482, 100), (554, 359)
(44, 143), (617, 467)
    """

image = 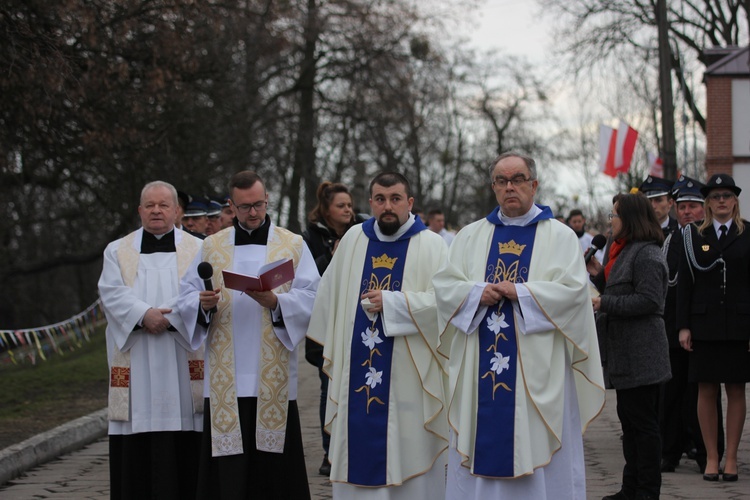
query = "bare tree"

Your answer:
(540, 0), (749, 133)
